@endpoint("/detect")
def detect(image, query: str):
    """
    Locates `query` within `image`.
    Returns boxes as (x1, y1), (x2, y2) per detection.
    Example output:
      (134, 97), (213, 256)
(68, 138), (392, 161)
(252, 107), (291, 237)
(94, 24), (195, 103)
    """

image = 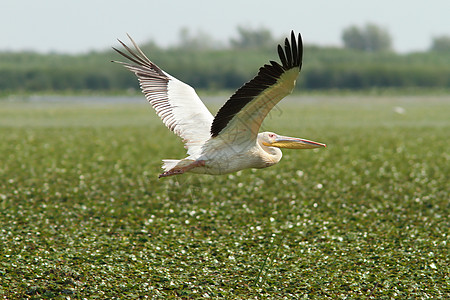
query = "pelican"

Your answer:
(113, 31), (326, 178)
